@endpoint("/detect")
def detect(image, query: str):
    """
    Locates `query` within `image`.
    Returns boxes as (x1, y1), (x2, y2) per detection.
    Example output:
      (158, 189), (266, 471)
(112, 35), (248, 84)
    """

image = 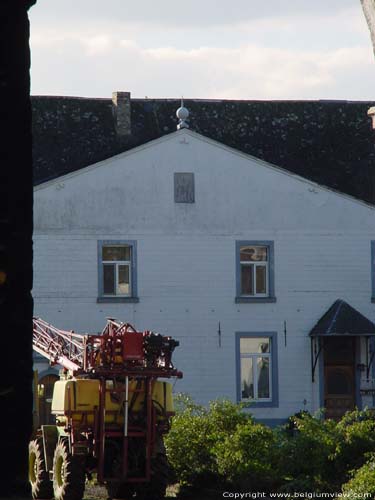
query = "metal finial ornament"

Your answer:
(176, 97), (189, 130)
